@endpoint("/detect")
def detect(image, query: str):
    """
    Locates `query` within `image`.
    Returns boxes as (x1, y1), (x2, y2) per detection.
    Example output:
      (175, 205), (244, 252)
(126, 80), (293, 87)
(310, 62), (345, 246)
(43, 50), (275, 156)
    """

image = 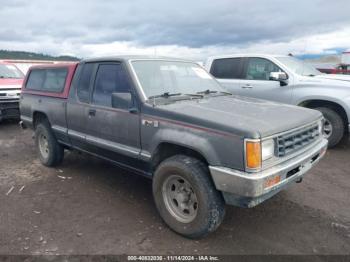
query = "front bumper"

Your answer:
(0, 101), (20, 121)
(209, 138), (328, 208)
